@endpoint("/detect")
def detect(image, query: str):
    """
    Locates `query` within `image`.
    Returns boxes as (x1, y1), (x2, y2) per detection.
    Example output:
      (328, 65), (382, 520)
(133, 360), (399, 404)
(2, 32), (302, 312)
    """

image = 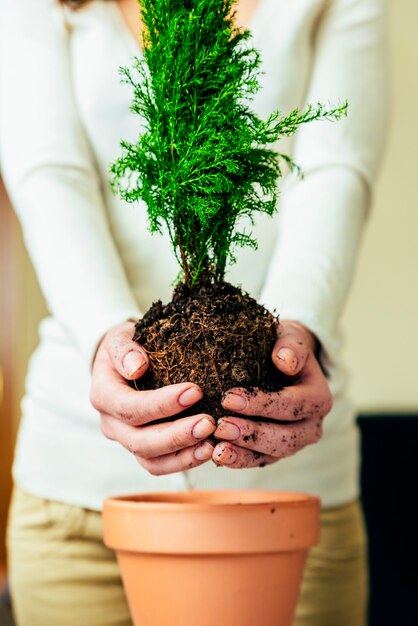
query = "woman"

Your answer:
(0, 0), (388, 624)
